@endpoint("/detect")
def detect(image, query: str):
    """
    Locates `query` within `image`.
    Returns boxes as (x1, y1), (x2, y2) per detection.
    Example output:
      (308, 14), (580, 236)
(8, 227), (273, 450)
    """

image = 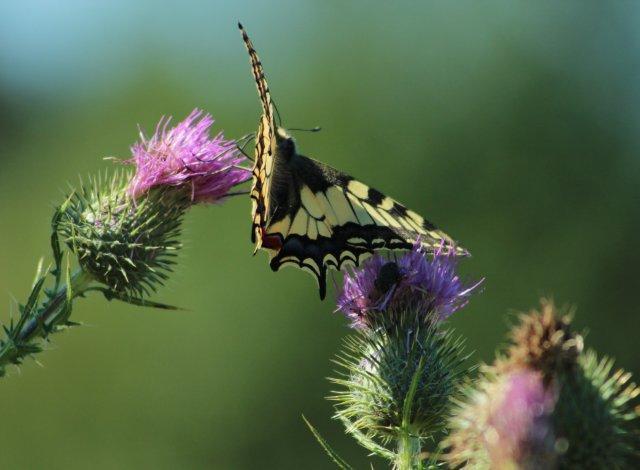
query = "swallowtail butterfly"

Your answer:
(239, 24), (466, 299)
